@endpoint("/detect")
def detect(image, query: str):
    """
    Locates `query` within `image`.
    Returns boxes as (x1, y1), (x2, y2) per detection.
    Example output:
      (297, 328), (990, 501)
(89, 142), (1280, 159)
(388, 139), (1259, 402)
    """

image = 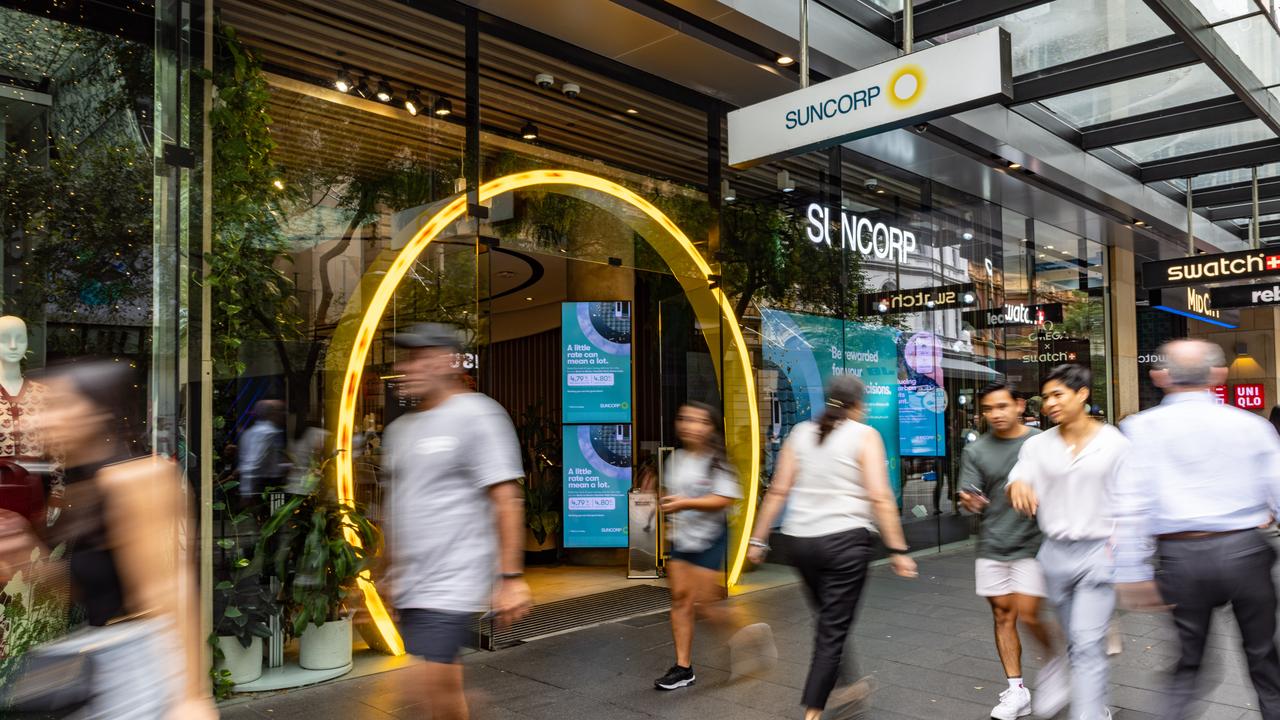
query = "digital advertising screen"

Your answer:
(898, 331), (947, 457)
(760, 308), (901, 496)
(563, 423), (632, 548)
(562, 301), (632, 424)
